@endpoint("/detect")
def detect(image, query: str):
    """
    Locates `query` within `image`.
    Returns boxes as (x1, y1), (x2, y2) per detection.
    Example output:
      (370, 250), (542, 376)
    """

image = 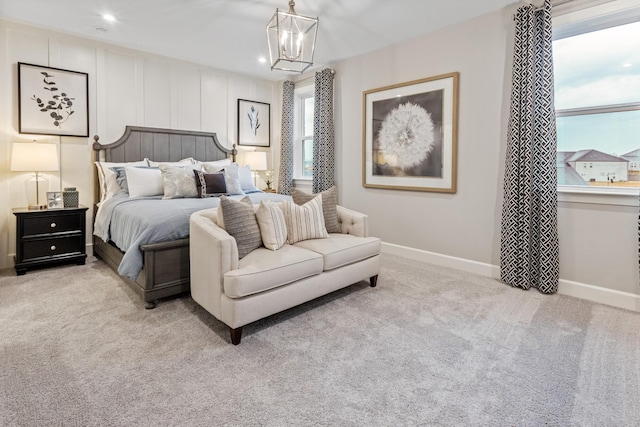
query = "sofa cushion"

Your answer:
(291, 186), (340, 233)
(255, 200), (287, 250)
(293, 234), (381, 271)
(219, 196), (262, 259)
(282, 196), (328, 244)
(224, 245), (323, 298)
